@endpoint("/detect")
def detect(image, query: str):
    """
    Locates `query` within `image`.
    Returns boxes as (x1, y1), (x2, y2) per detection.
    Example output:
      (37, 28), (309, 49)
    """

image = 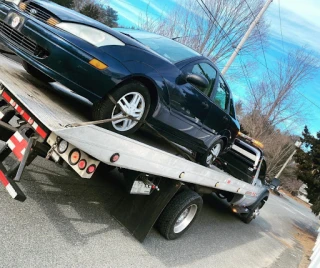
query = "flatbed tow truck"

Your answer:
(0, 53), (269, 241)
